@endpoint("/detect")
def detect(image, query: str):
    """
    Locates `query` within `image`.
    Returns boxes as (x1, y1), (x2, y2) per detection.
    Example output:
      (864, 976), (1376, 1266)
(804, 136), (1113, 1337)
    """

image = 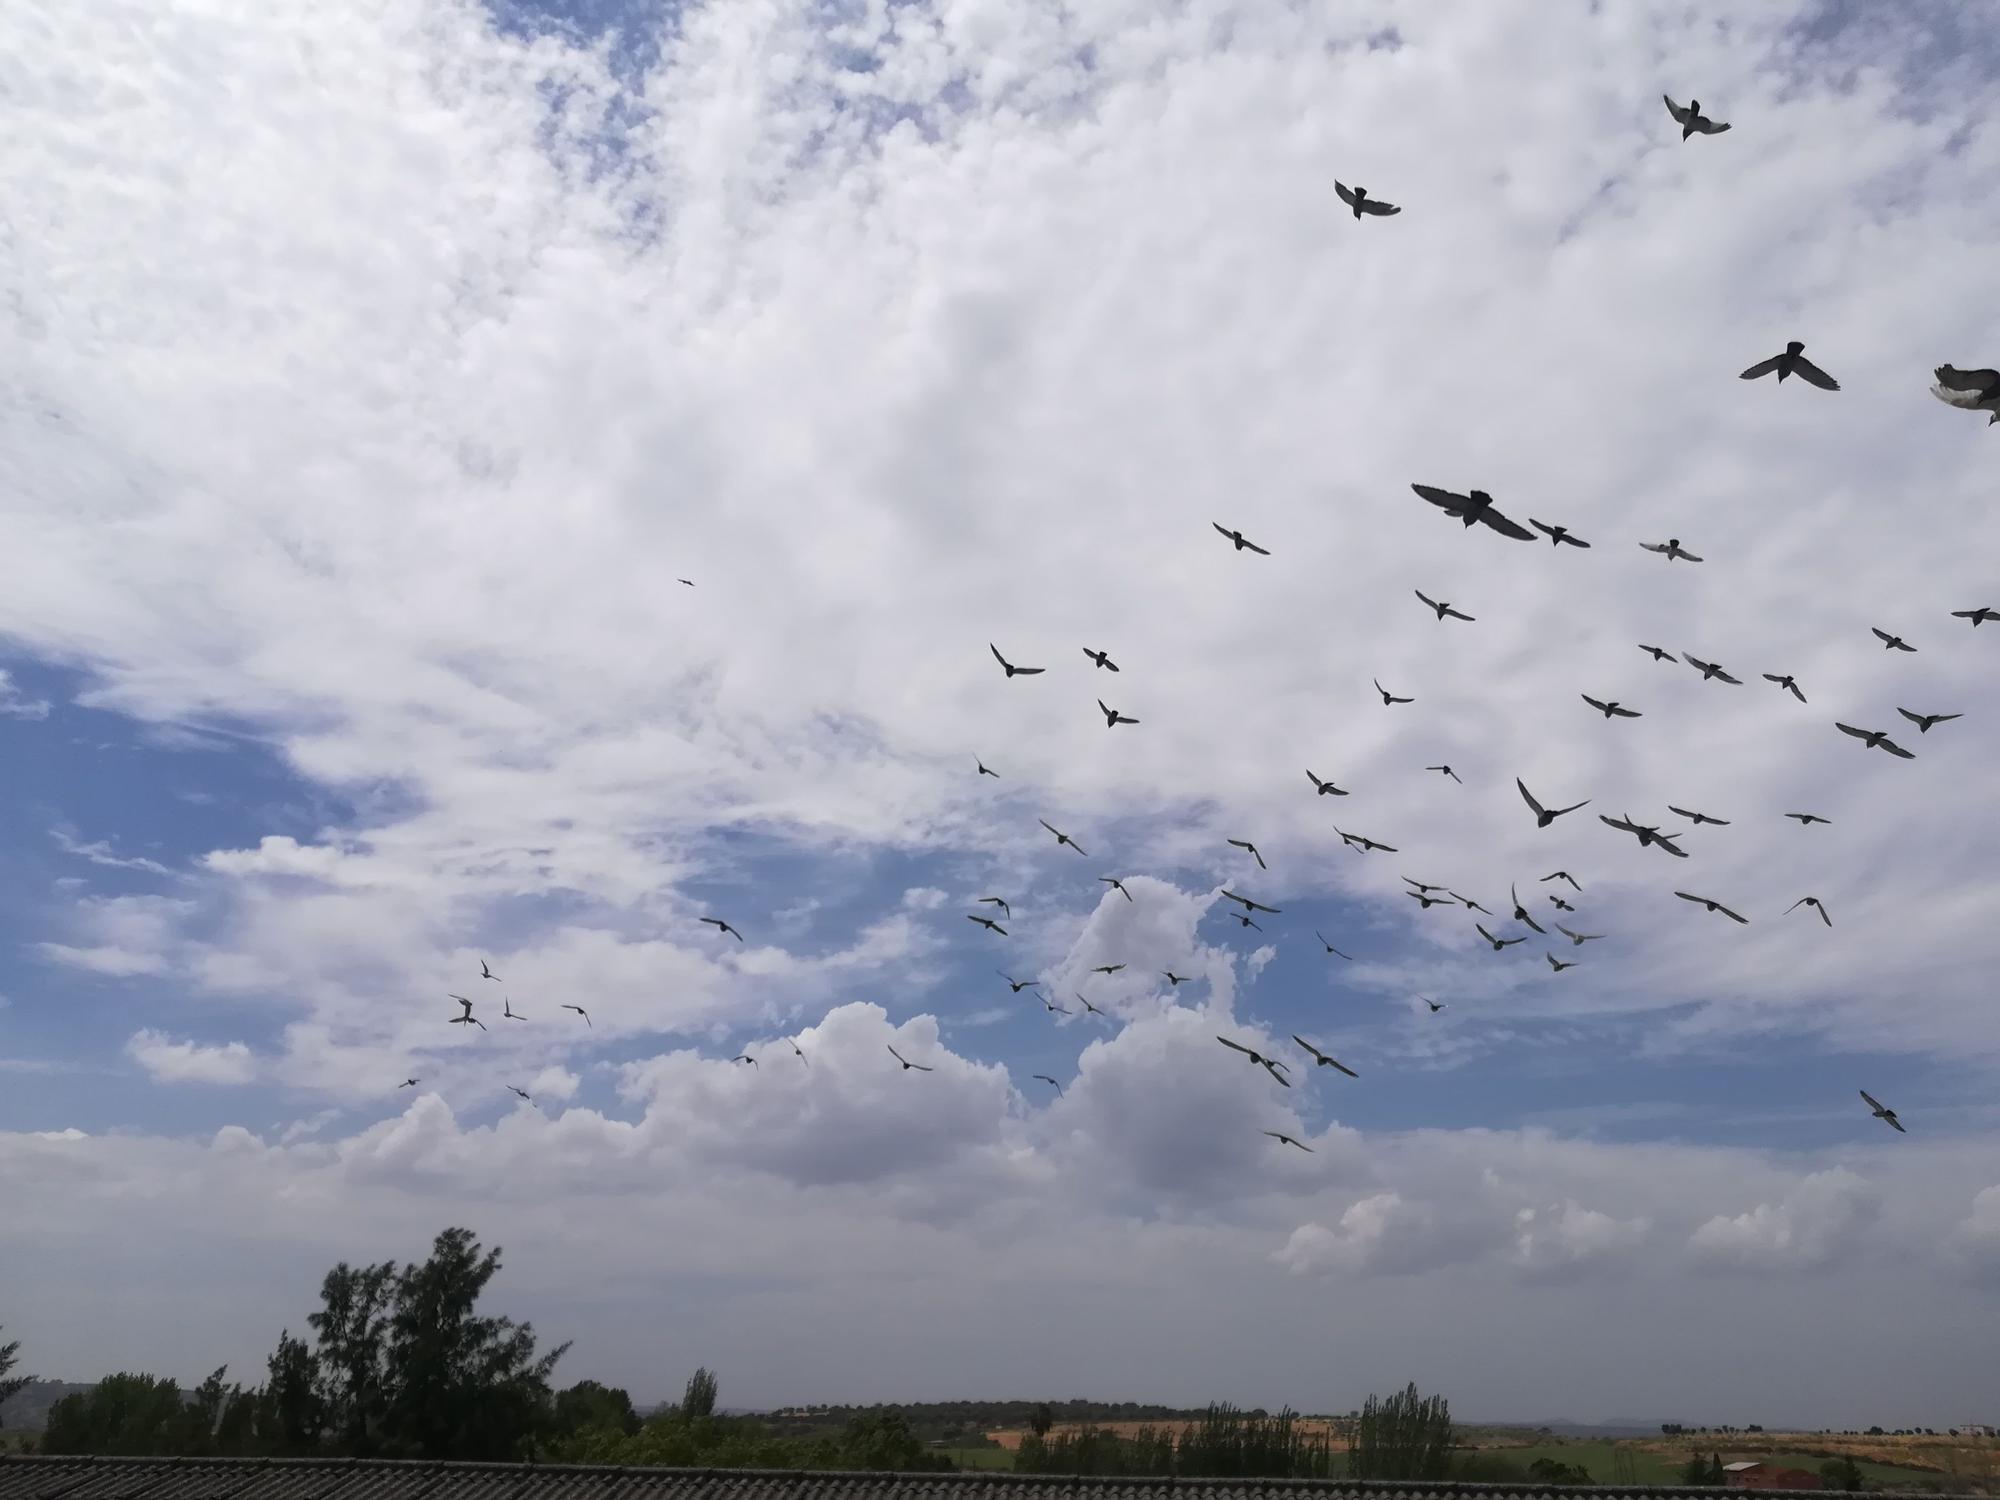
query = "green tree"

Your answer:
(1529, 1457), (1594, 1485)
(682, 1367), (719, 1419)
(1682, 1454), (1715, 1486)
(1347, 1382), (1454, 1481)
(307, 1259), (398, 1454)
(258, 1330), (325, 1454)
(1030, 1402), (1054, 1438)
(41, 1373), (189, 1455)
(0, 1326), (29, 1418)
(1821, 1456), (1865, 1491)
(1710, 1453), (1727, 1485)
(555, 1380), (639, 1438)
